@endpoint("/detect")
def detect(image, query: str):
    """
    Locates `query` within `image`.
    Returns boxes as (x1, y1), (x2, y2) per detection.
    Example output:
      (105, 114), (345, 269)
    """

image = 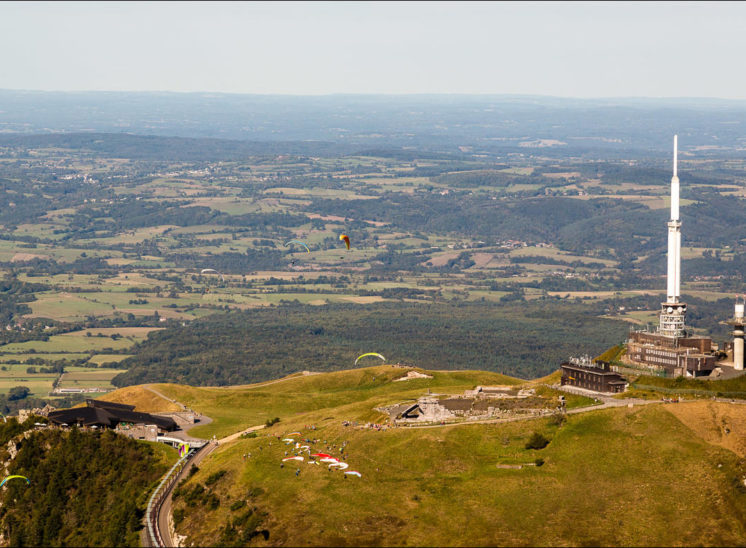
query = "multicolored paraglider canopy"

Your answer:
(0, 475), (29, 488)
(339, 234), (350, 250)
(355, 353), (386, 366)
(284, 240), (311, 253)
(178, 443), (190, 458)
